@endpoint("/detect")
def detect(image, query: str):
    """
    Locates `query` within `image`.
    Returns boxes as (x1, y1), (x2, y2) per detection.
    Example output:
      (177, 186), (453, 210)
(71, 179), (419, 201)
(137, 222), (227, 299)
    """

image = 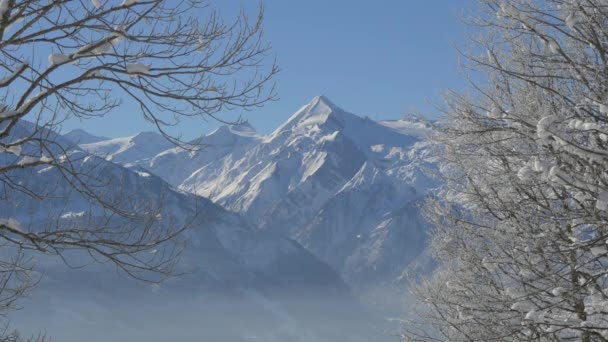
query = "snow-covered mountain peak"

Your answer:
(269, 95), (348, 138)
(146, 122), (261, 187)
(229, 120), (258, 136)
(266, 96), (421, 156)
(81, 131), (166, 152)
(130, 131), (166, 143)
(64, 128), (108, 144)
(307, 95), (340, 116)
(299, 95), (340, 117)
(202, 122), (261, 144)
(179, 122), (260, 149)
(79, 130), (173, 165)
